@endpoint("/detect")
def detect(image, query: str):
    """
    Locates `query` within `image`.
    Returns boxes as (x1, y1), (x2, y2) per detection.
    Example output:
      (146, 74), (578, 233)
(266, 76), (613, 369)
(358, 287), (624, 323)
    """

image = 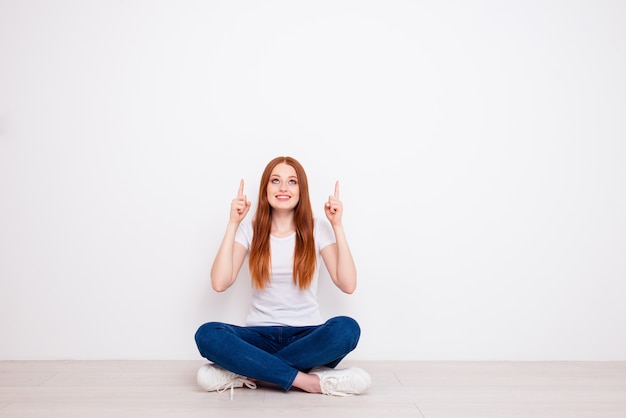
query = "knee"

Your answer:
(194, 322), (225, 349)
(328, 316), (361, 345)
